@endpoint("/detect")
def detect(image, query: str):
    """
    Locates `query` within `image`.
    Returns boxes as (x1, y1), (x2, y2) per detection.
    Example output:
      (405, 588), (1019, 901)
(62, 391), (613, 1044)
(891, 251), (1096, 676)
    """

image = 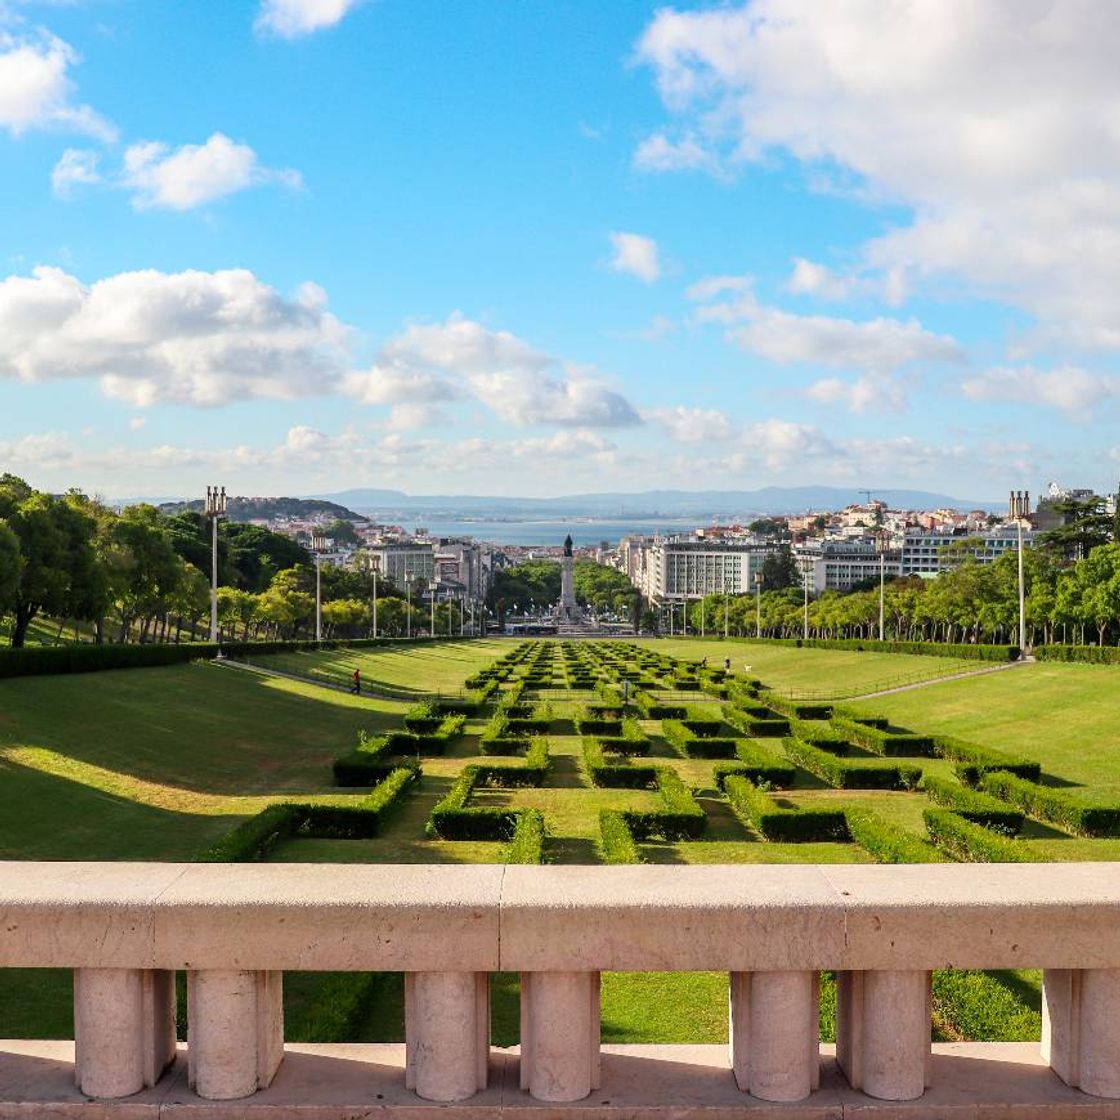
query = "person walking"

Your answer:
(350, 668), (361, 695)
